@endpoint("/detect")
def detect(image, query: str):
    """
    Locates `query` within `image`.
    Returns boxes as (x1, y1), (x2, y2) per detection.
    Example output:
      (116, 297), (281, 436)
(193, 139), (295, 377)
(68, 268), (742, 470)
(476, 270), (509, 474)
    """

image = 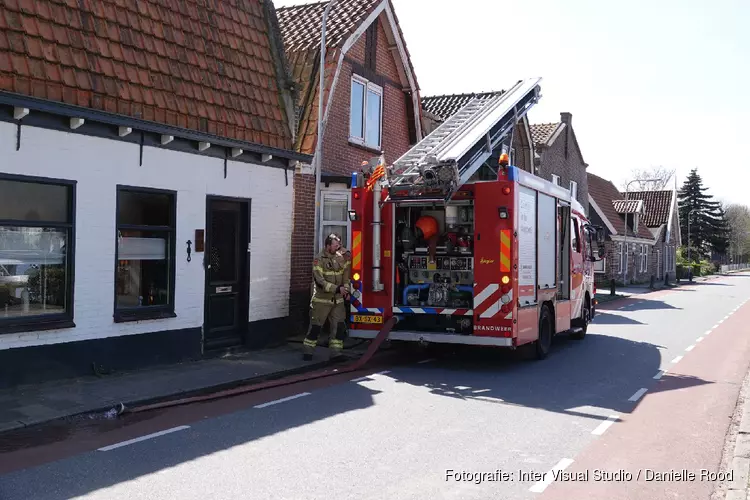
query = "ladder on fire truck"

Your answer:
(383, 77), (542, 203)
